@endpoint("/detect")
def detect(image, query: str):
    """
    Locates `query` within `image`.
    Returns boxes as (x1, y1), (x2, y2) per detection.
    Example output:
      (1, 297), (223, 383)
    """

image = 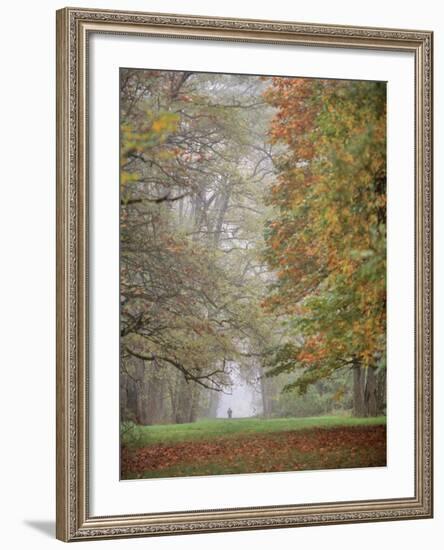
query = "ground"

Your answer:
(121, 415), (386, 479)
